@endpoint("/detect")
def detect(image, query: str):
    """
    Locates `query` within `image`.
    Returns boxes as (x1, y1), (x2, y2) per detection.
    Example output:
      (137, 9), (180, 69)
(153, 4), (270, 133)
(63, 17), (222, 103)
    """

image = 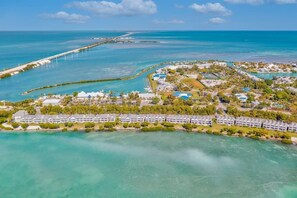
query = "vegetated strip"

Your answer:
(23, 62), (171, 95)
